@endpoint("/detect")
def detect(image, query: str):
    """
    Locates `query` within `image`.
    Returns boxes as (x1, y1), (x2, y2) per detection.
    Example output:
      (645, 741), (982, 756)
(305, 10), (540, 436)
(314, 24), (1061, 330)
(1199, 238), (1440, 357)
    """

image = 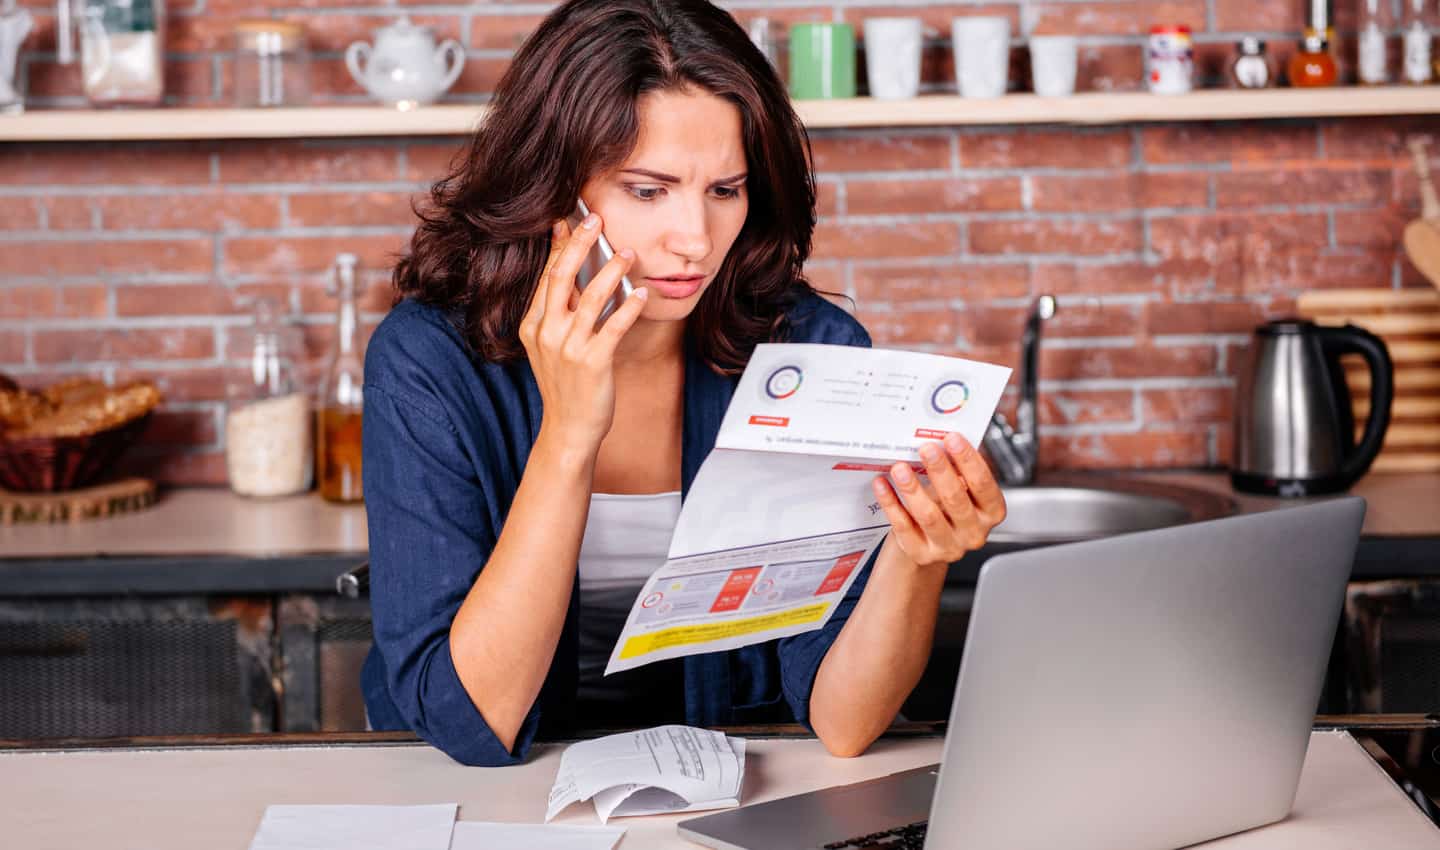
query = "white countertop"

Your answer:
(2, 731), (1436, 849)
